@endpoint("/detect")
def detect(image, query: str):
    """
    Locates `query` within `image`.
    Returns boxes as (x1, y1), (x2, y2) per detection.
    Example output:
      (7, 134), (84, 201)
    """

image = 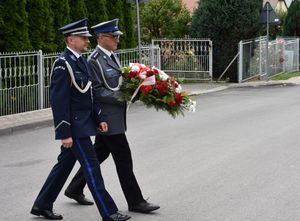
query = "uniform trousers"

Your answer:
(66, 134), (144, 207)
(33, 137), (118, 218)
